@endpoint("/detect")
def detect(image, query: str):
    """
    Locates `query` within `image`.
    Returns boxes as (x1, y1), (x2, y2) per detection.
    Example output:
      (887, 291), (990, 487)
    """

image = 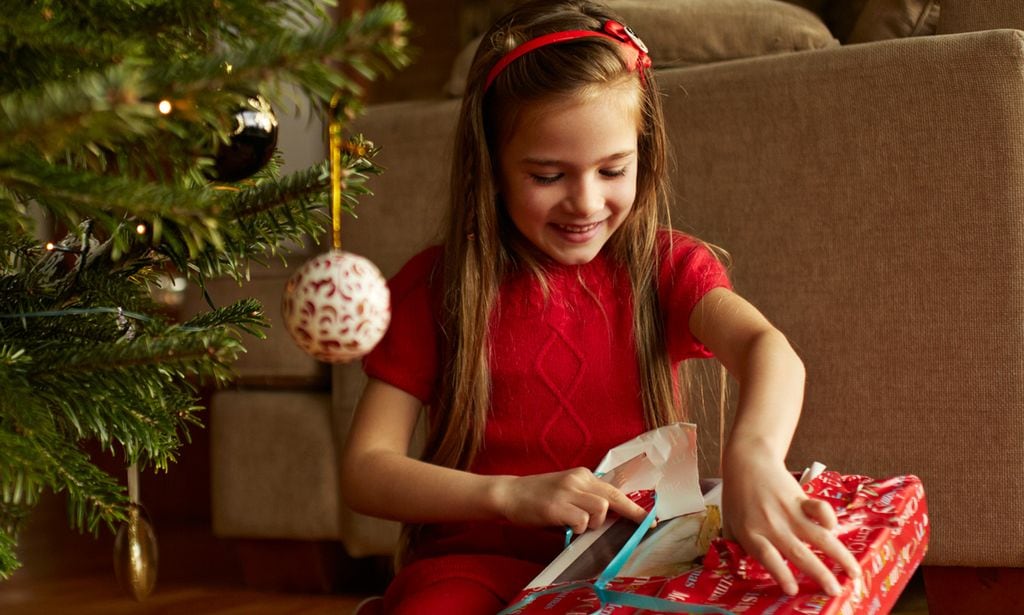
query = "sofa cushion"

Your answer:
(832, 0), (941, 43)
(445, 0), (837, 97)
(210, 390), (340, 540)
(937, 0), (1024, 34)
